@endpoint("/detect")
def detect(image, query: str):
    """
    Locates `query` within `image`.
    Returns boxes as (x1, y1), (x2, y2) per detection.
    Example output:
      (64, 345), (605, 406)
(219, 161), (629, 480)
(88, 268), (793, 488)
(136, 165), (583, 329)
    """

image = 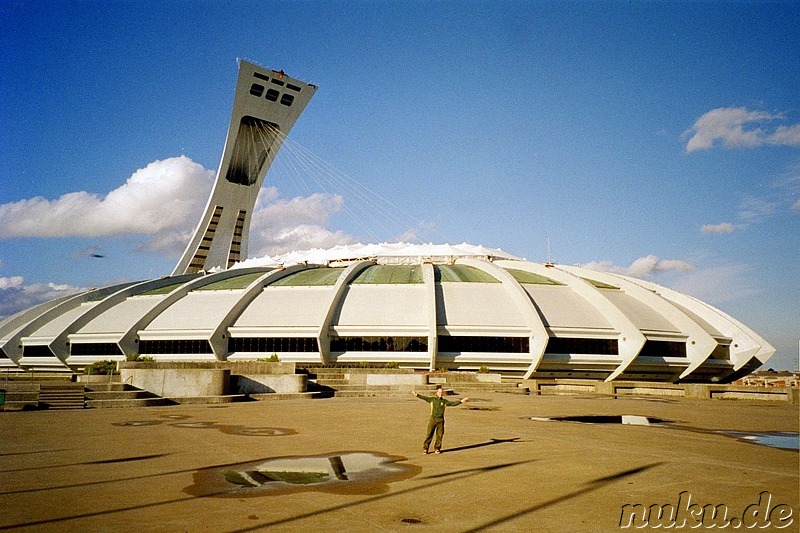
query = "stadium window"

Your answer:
(253, 72), (270, 82)
(22, 345), (55, 358)
(265, 89), (279, 102)
(280, 94), (294, 106)
(436, 336), (529, 353)
(228, 337), (319, 353)
(70, 343), (123, 356)
(286, 83), (301, 92)
(637, 340), (687, 358)
(140, 339), (213, 355)
(249, 83), (264, 97)
(544, 337), (619, 356)
(329, 336), (428, 352)
(271, 78), (285, 86)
